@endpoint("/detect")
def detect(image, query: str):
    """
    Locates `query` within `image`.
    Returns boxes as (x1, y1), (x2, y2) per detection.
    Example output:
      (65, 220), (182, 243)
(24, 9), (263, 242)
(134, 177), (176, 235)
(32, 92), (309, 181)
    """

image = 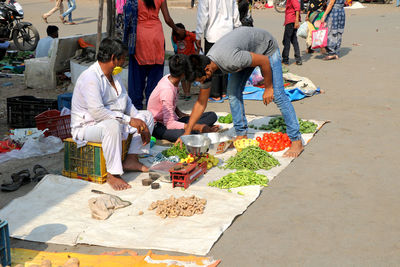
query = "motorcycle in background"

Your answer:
(273, 0), (309, 13)
(0, 0), (40, 51)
